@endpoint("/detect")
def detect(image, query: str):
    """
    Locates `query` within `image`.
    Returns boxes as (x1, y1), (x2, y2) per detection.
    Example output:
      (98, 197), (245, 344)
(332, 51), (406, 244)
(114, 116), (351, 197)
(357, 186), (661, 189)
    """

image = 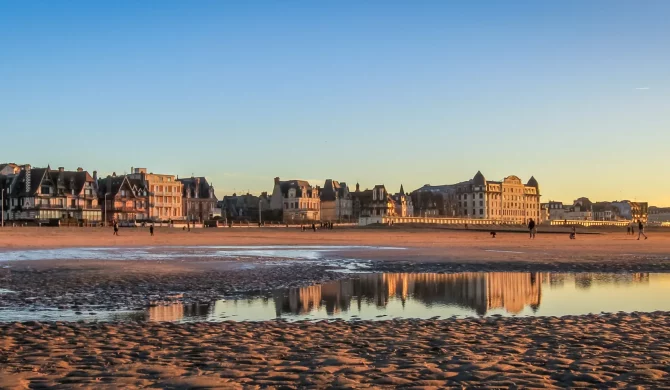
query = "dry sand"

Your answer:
(1, 313), (670, 388)
(2, 226), (670, 264)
